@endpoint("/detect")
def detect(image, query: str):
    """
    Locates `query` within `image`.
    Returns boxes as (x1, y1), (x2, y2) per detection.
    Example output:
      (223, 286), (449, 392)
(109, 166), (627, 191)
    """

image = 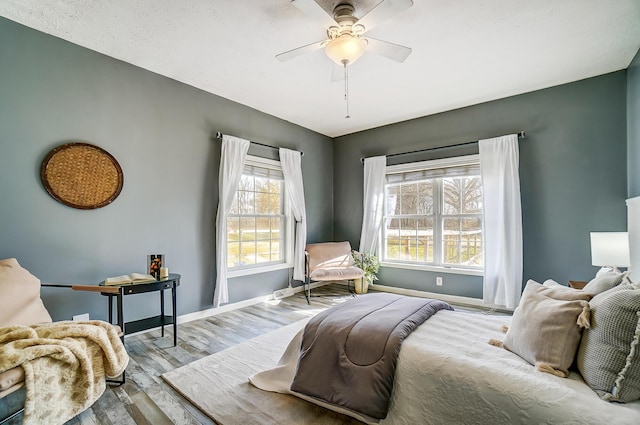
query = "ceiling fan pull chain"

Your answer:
(344, 61), (350, 119)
